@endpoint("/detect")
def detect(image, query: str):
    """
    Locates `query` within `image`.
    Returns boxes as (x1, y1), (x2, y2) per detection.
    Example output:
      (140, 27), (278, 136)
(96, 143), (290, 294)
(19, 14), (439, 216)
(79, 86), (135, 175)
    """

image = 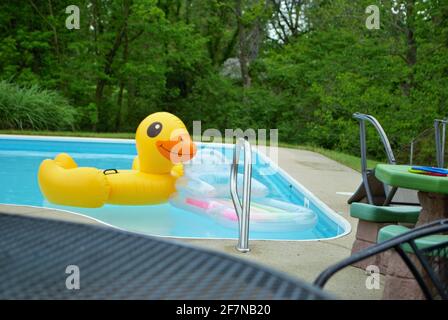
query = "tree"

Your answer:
(269, 0), (310, 44)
